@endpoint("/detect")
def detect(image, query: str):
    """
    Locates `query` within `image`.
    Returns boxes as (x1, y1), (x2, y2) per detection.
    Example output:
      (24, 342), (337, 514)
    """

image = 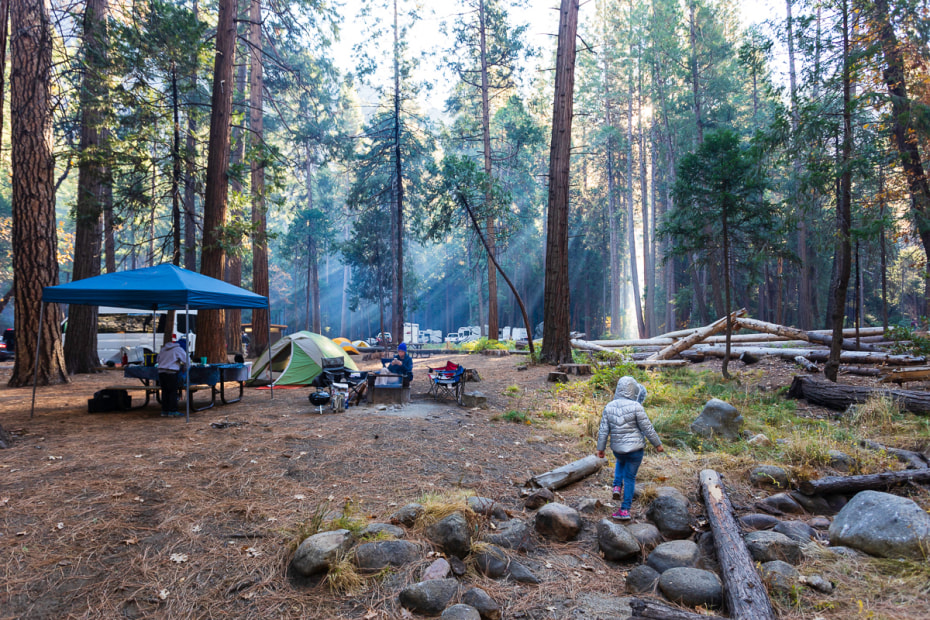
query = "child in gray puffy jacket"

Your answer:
(596, 376), (663, 520)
